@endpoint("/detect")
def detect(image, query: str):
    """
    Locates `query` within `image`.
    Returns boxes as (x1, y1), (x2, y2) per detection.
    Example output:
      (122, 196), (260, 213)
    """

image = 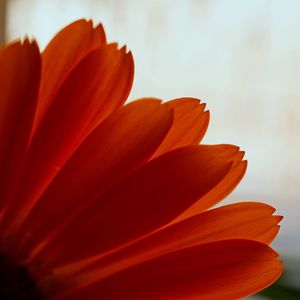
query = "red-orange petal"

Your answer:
(152, 97), (209, 158)
(0, 40), (41, 214)
(14, 99), (173, 259)
(51, 202), (281, 286)
(34, 19), (106, 130)
(174, 147), (247, 221)
(53, 240), (283, 300)
(1, 44), (134, 233)
(32, 145), (232, 270)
